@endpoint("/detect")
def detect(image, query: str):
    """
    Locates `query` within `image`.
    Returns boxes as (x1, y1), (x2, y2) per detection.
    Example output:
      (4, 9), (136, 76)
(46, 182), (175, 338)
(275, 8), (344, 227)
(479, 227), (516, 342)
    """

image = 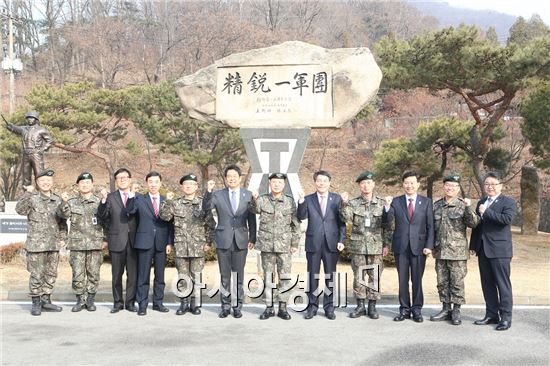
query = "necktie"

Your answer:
(320, 195), (327, 217)
(123, 192), (128, 207)
(152, 196), (158, 218)
(408, 198), (414, 220)
(231, 191), (237, 213)
(486, 197), (493, 207)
